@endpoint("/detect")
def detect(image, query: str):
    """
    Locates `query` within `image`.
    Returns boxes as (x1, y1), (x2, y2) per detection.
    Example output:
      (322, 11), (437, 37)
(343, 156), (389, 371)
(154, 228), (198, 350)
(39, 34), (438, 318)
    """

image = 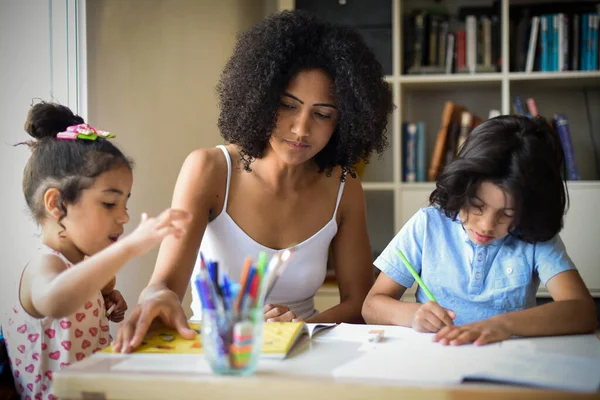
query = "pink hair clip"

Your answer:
(56, 124), (115, 141)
